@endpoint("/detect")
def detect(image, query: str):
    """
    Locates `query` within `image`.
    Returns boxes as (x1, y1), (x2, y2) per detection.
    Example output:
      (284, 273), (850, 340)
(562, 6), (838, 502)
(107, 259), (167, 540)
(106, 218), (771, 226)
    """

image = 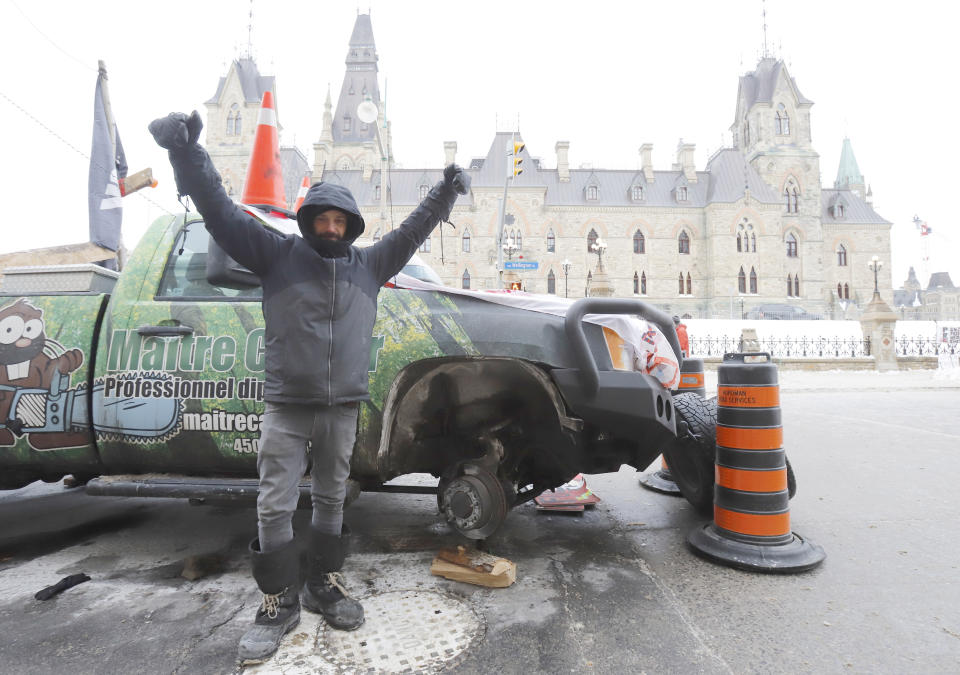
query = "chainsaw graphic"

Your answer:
(1, 370), (183, 444)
